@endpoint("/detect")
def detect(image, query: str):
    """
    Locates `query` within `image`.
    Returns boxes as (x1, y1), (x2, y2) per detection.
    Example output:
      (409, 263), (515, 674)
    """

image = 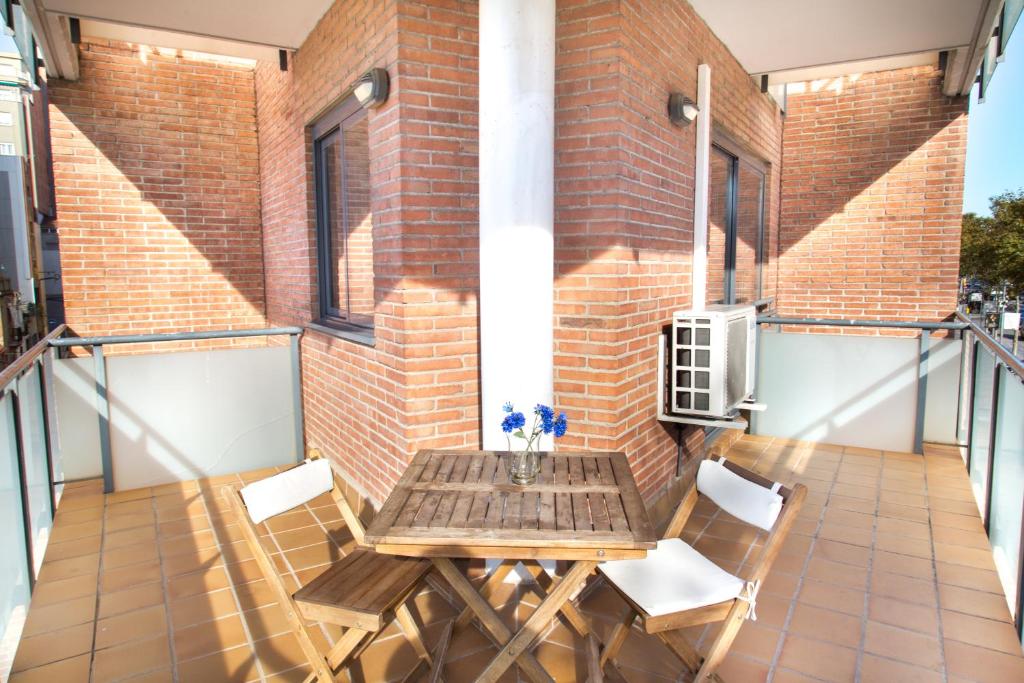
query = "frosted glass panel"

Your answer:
(989, 368), (1024, 618)
(0, 394), (30, 660)
(921, 338), (962, 445)
(956, 336), (973, 453)
(106, 346), (297, 490)
(754, 330), (918, 452)
(17, 366), (52, 575)
(53, 357), (103, 481)
(969, 348), (995, 514)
